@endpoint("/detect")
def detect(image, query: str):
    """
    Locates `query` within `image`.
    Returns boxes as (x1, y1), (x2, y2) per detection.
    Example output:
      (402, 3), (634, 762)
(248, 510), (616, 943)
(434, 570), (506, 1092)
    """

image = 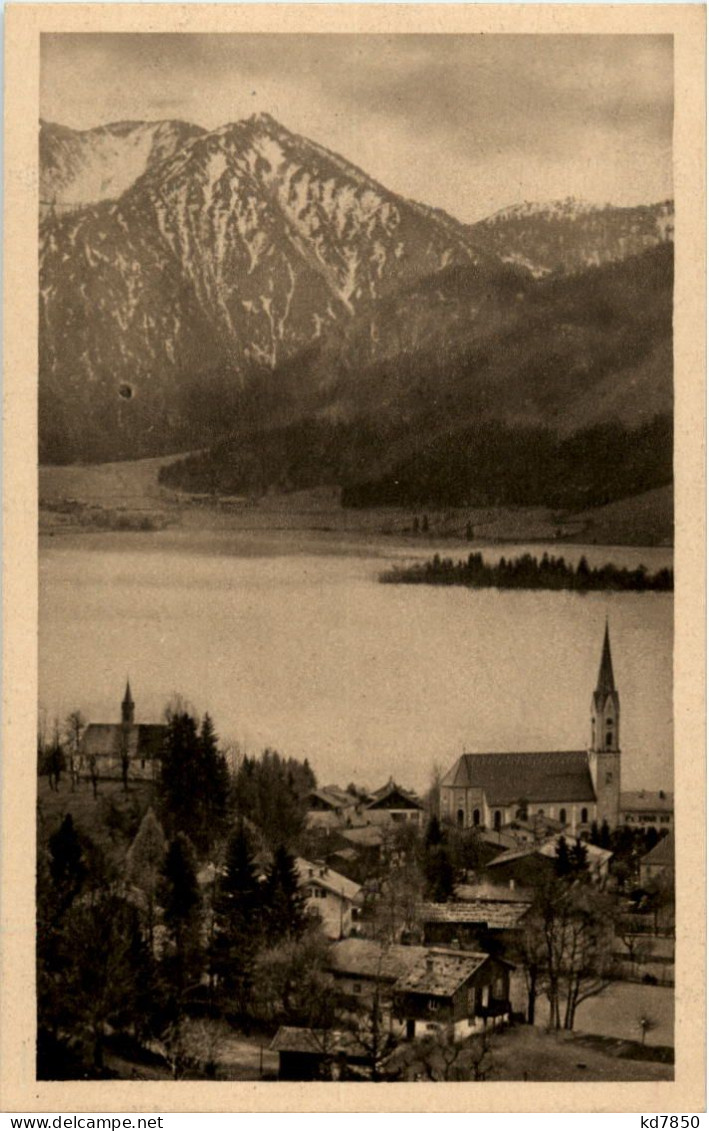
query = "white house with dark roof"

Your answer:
(296, 858), (362, 939)
(440, 625), (622, 835)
